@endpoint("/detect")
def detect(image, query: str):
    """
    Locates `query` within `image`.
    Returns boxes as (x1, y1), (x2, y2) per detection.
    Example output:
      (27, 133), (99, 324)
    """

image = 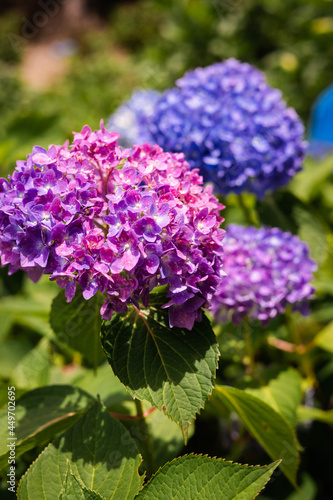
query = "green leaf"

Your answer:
(213, 385), (300, 486)
(0, 338), (33, 379)
(146, 408), (194, 471)
(18, 401), (143, 500)
(289, 156), (333, 203)
(72, 362), (133, 412)
(297, 405), (333, 425)
(245, 368), (302, 428)
(59, 462), (105, 500)
(284, 473), (317, 500)
(314, 321), (333, 353)
(0, 312), (14, 342)
(0, 385), (95, 470)
(11, 338), (51, 390)
(124, 407), (194, 473)
(293, 205), (327, 265)
(50, 289), (105, 366)
(135, 454), (280, 499)
(101, 293), (219, 435)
